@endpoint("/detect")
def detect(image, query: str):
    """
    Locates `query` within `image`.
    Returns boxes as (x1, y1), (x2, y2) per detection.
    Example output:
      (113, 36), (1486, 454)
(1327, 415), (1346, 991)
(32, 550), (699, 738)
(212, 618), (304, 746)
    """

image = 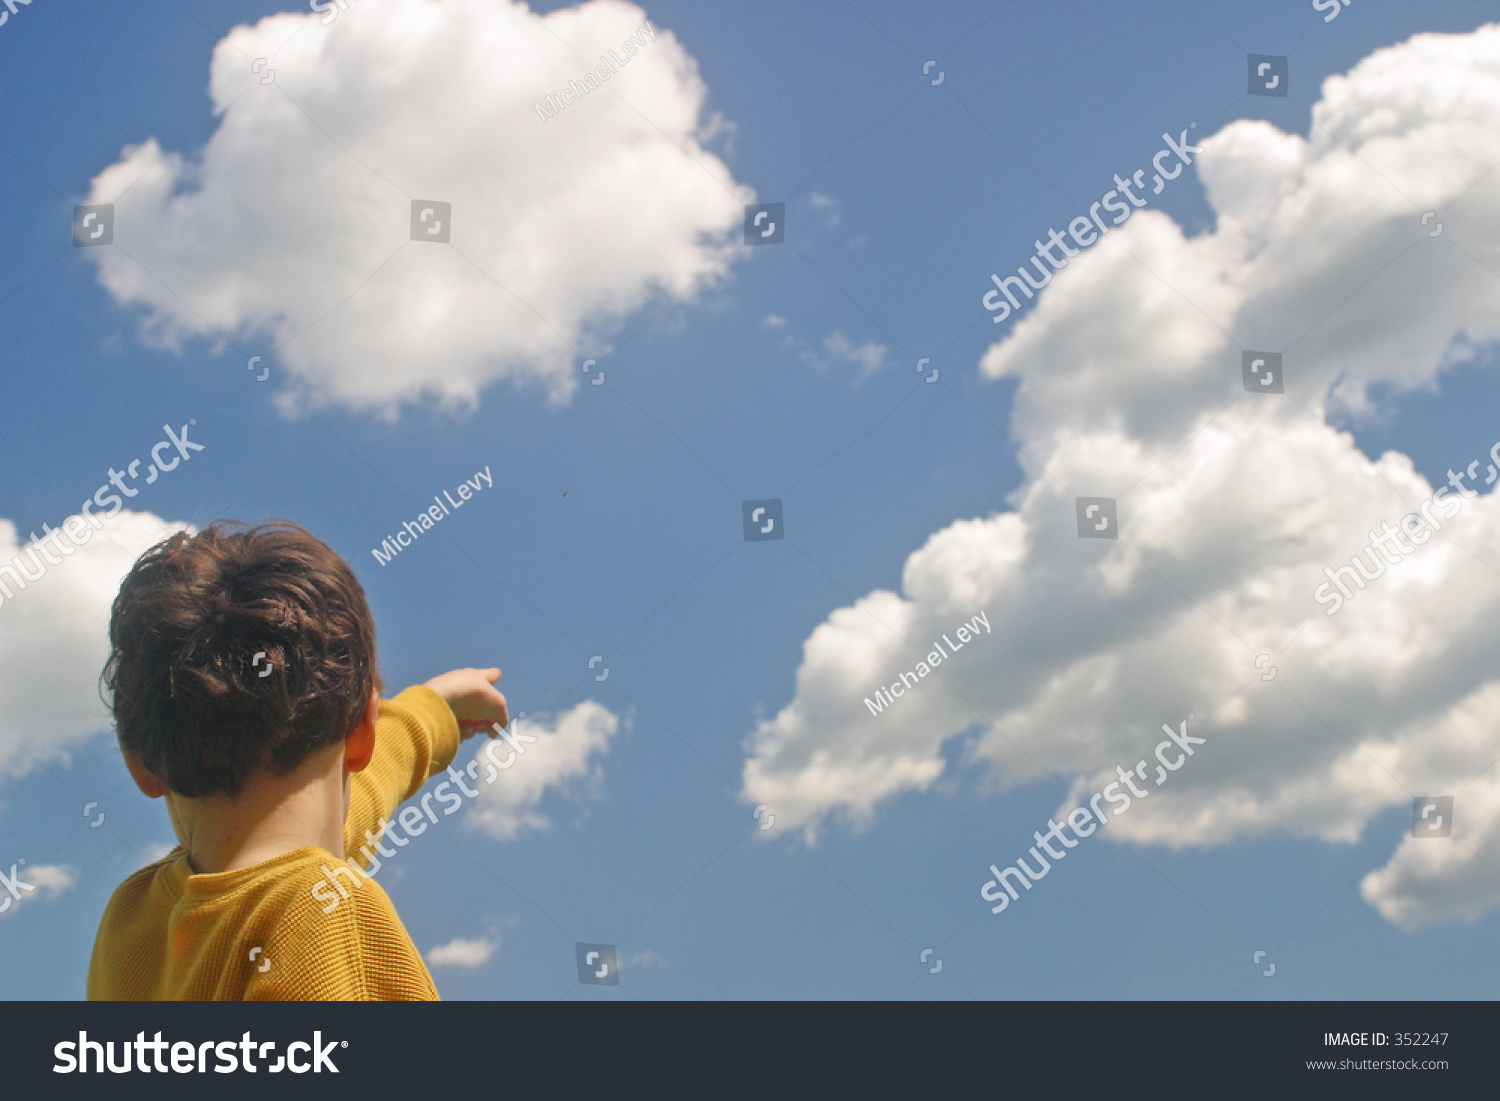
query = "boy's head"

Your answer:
(104, 520), (382, 799)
